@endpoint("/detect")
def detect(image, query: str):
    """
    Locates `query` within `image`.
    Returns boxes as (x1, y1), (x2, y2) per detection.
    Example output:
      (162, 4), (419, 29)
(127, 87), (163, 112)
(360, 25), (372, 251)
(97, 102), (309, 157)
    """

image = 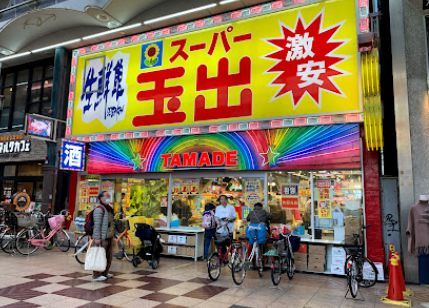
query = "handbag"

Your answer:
(84, 240), (107, 272)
